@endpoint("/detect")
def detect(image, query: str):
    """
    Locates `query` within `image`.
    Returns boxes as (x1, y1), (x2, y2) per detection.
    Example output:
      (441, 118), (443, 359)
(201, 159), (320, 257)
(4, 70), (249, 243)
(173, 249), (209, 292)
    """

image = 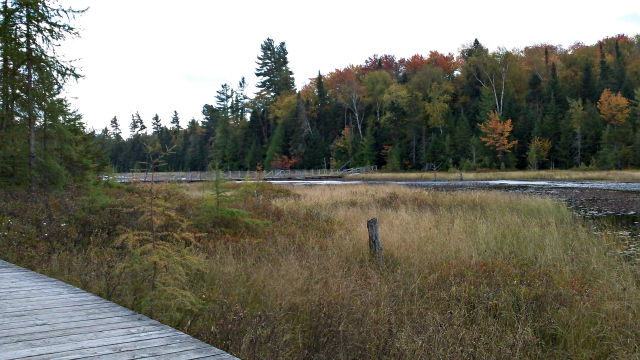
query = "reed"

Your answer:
(1, 183), (639, 359)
